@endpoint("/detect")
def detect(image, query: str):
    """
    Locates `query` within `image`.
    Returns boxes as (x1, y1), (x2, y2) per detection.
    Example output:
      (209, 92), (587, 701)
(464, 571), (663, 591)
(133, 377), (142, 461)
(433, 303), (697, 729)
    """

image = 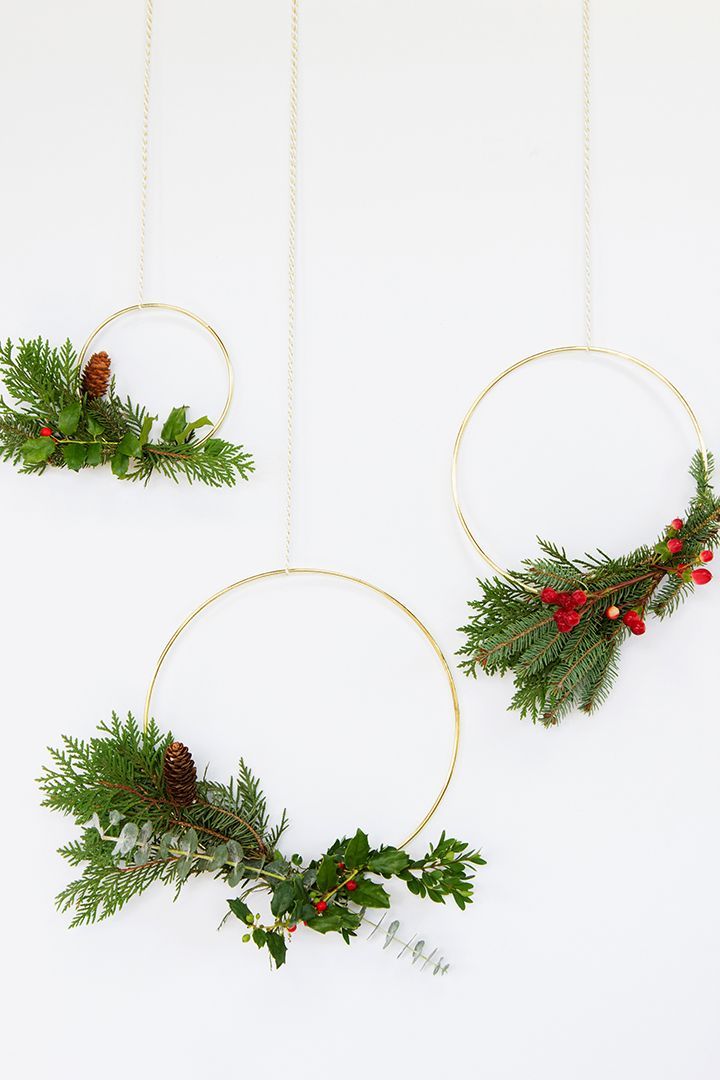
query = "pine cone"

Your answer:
(163, 741), (198, 806)
(81, 351), (111, 398)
